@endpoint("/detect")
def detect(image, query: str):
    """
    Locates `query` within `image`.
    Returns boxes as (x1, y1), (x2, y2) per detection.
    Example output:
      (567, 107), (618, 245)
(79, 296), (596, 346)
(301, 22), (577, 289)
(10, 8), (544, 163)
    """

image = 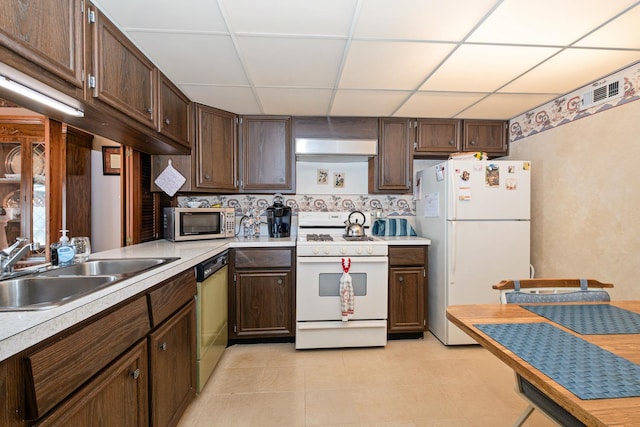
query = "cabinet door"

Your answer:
(195, 104), (238, 192)
(240, 116), (293, 193)
(234, 270), (293, 338)
(158, 72), (191, 148)
(0, 0), (83, 90)
(89, 9), (156, 129)
(462, 120), (507, 155)
(370, 118), (412, 193)
(37, 340), (148, 427)
(388, 267), (425, 333)
(149, 300), (196, 427)
(415, 119), (461, 155)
